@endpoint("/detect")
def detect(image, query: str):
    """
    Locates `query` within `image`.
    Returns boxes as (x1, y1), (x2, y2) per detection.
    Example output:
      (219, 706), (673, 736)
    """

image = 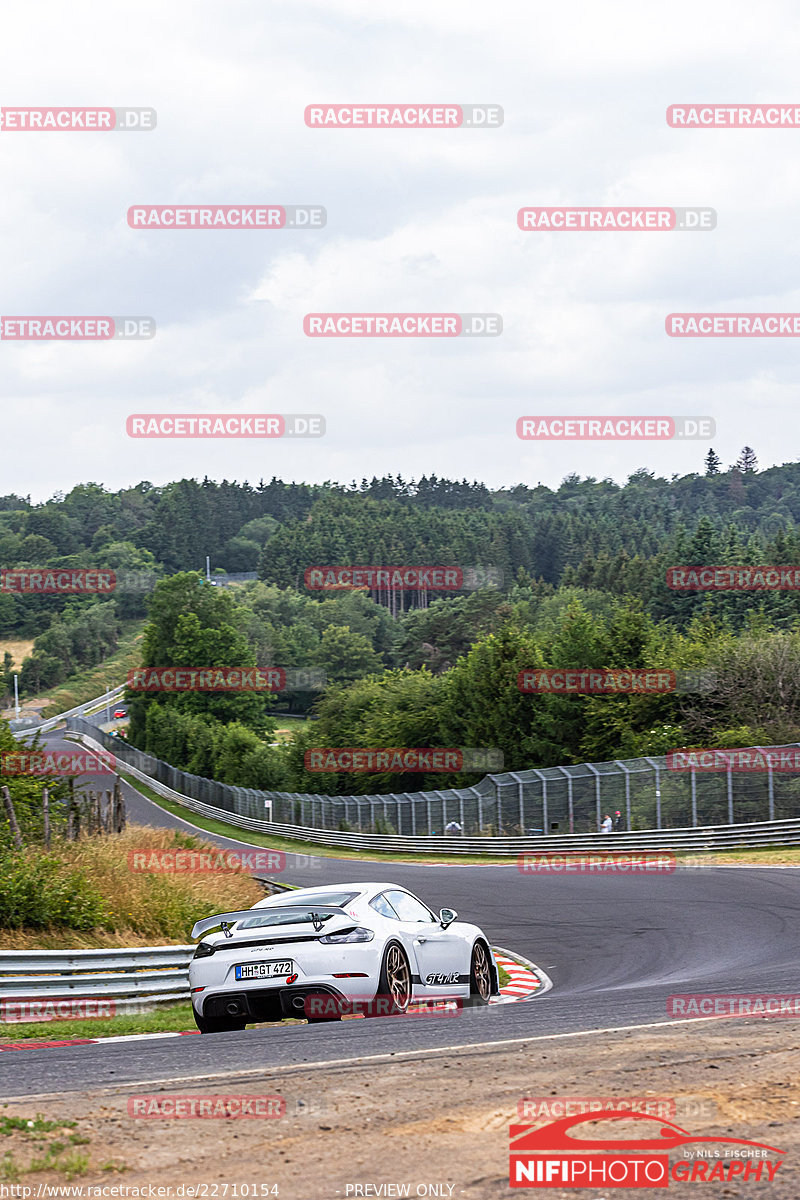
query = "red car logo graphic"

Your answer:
(509, 1111), (785, 1188)
(511, 1110), (783, 1154)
